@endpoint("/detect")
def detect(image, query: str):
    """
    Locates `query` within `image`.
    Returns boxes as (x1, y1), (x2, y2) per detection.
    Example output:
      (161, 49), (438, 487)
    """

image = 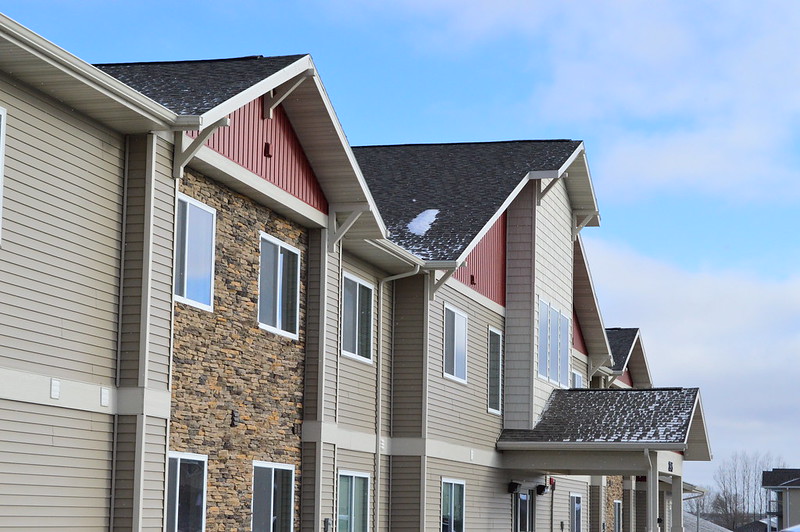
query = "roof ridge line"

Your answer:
(94, 54), (306, 67)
